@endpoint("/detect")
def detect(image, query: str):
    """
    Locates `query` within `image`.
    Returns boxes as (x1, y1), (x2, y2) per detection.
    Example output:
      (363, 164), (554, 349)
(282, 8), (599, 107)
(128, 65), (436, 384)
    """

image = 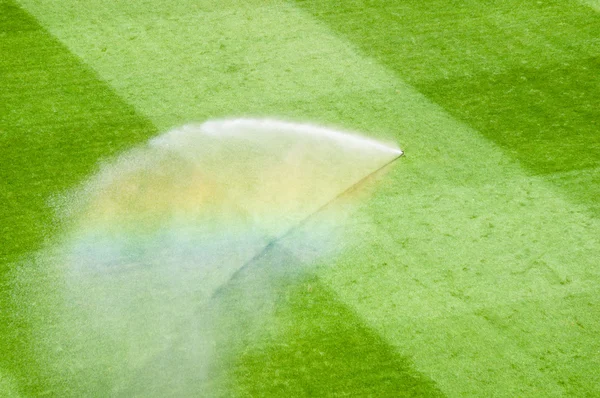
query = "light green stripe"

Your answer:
(17, 1), (600, 396)
(579, 0), (600, 11)
(0, 369), (19, 398)
(16, 0), (391, 132)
